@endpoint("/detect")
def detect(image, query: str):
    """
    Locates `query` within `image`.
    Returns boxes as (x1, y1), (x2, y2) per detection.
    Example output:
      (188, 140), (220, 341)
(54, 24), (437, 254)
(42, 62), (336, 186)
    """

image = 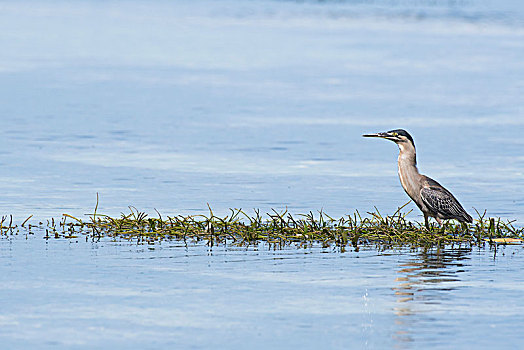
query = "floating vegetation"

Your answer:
(2, 201), (522, 249)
